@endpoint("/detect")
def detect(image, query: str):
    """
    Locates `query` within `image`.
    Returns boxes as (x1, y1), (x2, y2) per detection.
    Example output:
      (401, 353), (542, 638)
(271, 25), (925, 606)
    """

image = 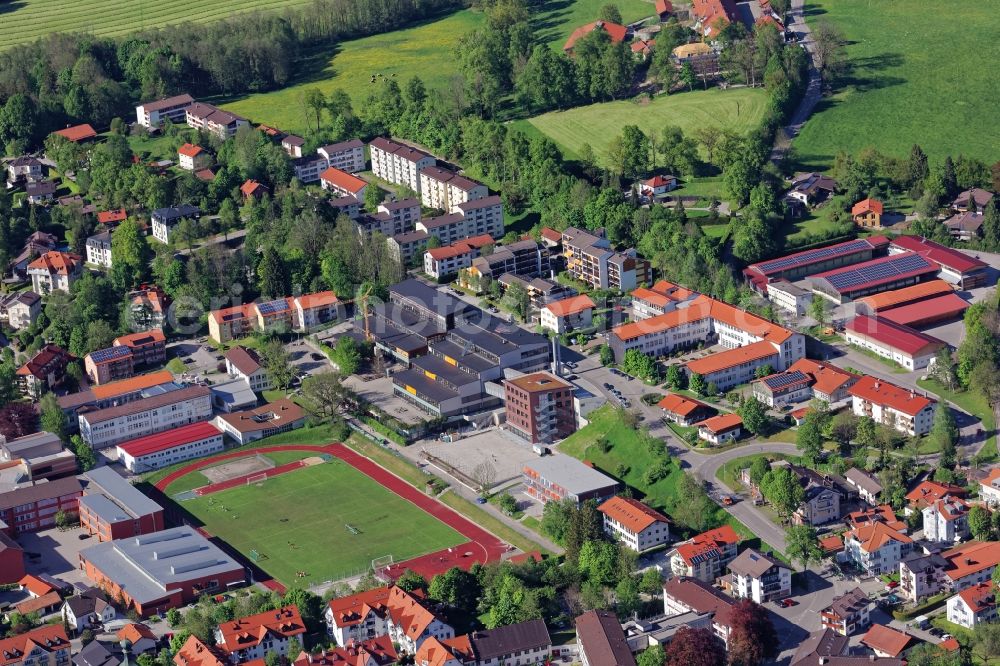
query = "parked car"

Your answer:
(476, 497), (487, 504)
(780, 598), (797, 607)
